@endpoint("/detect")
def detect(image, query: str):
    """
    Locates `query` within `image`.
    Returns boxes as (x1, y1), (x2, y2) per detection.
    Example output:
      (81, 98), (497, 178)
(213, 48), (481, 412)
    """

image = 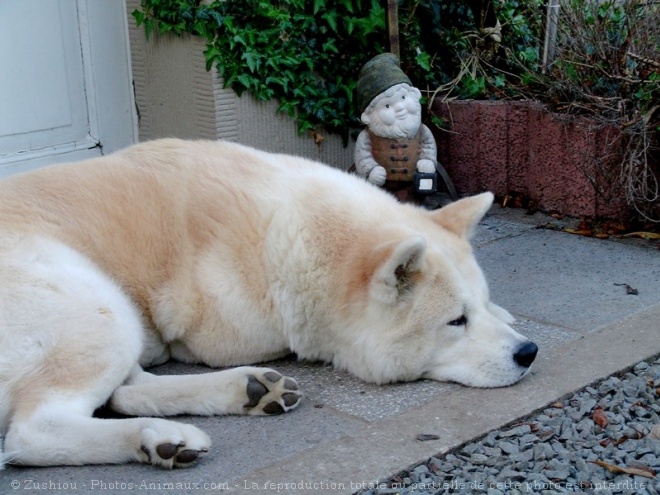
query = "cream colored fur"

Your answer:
(0, 139), (536, 469)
